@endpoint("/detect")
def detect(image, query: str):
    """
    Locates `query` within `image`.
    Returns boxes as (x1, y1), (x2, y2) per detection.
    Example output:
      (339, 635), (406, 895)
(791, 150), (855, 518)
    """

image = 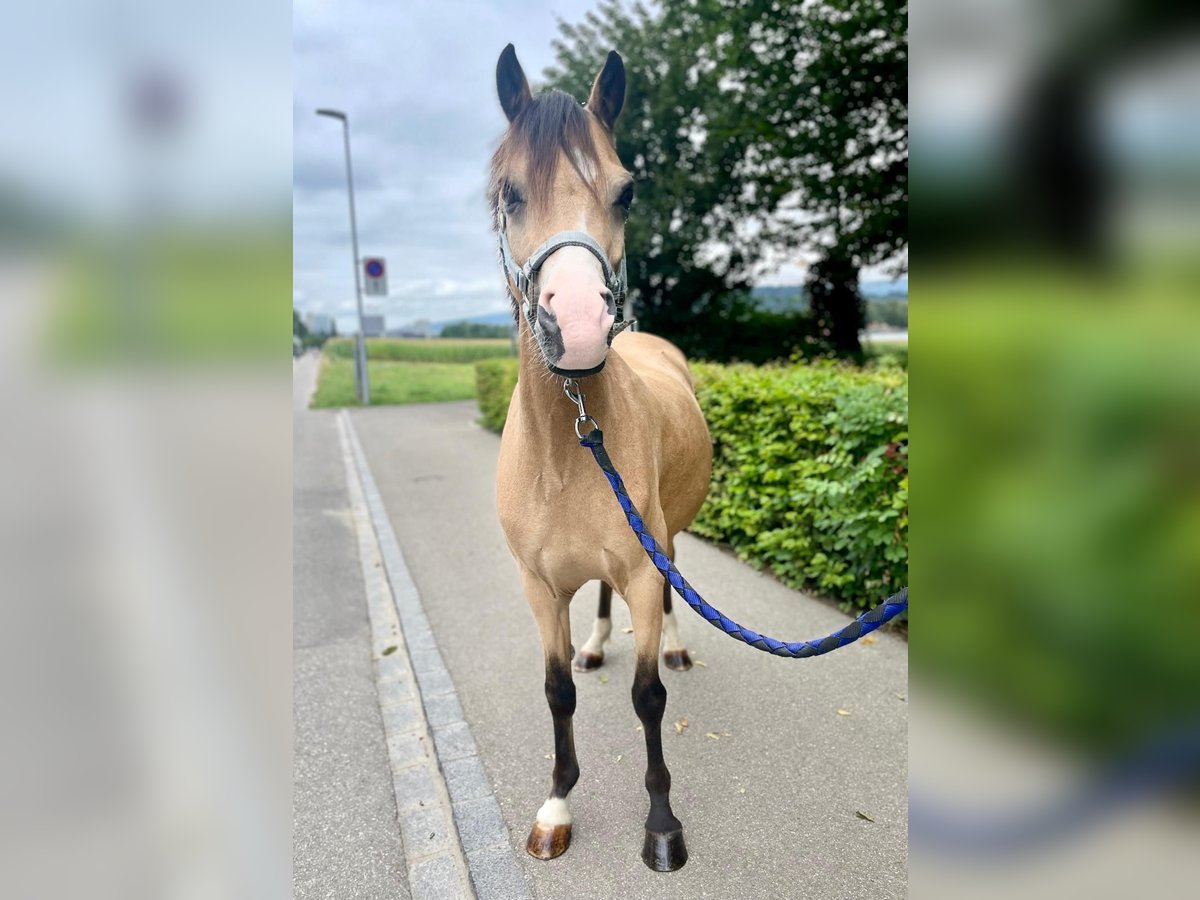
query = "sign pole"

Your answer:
(317, 108), (370, 404)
